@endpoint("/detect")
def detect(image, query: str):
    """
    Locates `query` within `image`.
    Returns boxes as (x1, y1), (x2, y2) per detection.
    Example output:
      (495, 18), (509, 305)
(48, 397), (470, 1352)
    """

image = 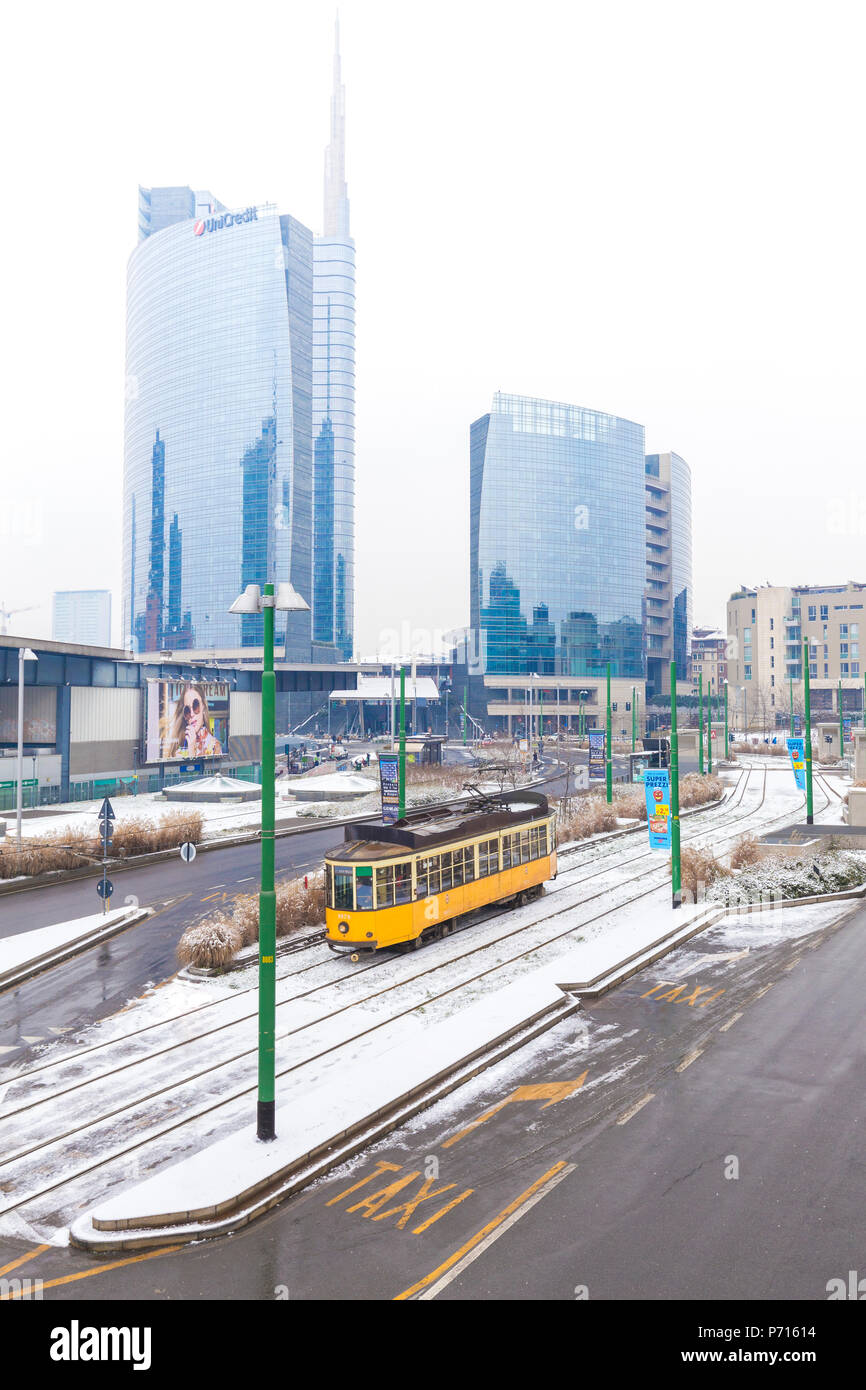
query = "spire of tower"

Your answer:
(323, 13), (350, 239)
